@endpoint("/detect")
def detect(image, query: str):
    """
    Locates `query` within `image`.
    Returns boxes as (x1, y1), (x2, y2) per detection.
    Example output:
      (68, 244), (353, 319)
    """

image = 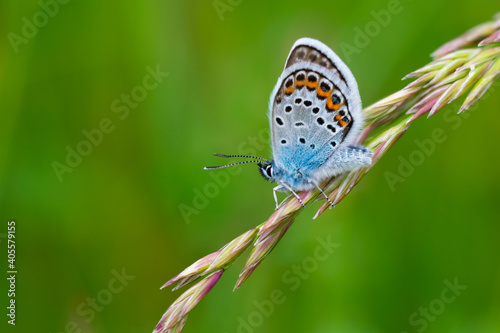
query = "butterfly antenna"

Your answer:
(213, 153), (269, 162)
(203, 160), (263, 170)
